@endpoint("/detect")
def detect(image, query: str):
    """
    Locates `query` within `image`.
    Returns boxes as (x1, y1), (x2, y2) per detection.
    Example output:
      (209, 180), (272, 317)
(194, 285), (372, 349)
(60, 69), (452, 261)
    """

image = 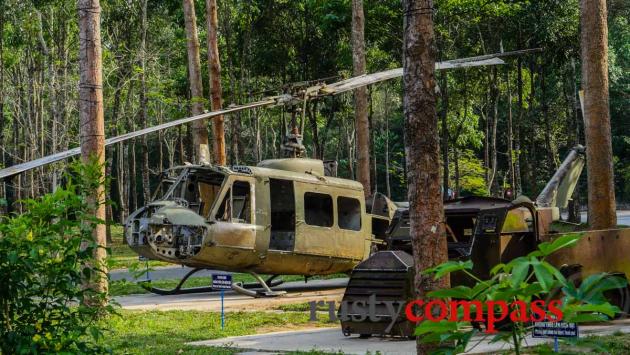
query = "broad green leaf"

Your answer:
(533, 262), (554, 292)
(428, 285), (473, 299)
(510, 259), (531, 288)
(538, 233), (582, 256)
(564, 313), (610, 323)
(423, 260), (473, 280)
(415, 320), (460, 335)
